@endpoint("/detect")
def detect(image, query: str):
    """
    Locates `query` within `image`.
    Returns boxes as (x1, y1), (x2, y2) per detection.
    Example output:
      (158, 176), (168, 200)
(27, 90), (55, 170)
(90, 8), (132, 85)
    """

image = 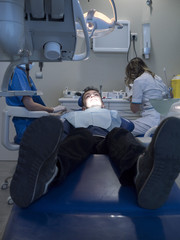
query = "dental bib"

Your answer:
(63, 108), (120, 130)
